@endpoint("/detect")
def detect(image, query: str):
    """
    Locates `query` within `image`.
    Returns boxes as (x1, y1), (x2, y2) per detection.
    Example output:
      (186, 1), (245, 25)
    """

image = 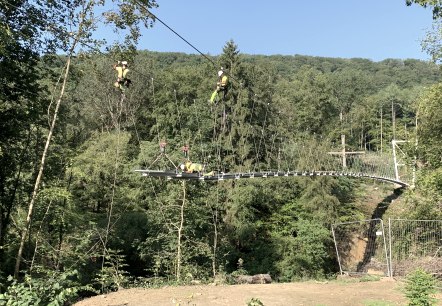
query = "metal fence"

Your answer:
(388, 219), (442, 277)
(331, 219), (389, 276)
(332, 218), (442, 277)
